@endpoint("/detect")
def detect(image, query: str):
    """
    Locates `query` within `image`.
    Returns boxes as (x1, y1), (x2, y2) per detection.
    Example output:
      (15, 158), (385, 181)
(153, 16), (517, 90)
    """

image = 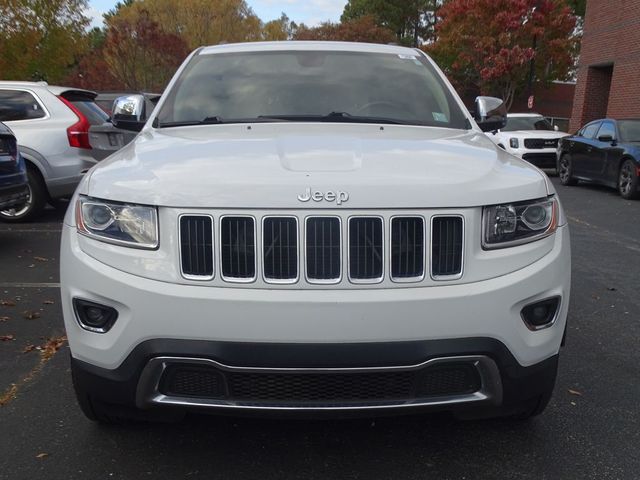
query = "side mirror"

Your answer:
(112, 95), (146, 132)
(474, 96), (507, 132)
(597, 134), (614, 143)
